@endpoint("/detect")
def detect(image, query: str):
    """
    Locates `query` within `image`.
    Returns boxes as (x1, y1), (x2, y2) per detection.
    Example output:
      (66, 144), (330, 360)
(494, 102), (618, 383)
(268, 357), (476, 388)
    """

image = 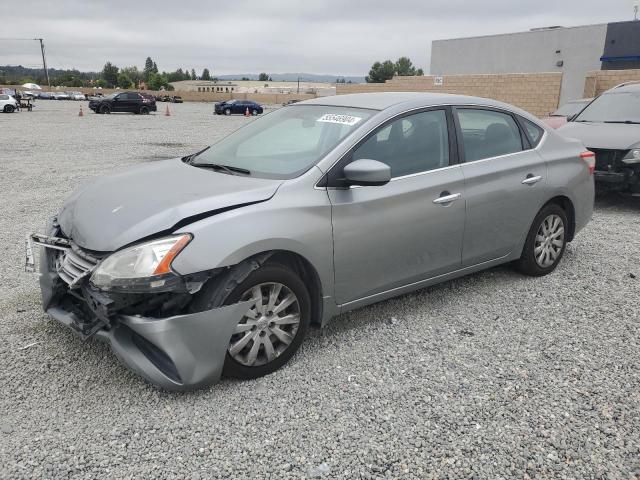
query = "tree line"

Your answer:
(0, 57), (216, 90)
(366, 56), (424, 83)
(101, 57), (216, 90)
